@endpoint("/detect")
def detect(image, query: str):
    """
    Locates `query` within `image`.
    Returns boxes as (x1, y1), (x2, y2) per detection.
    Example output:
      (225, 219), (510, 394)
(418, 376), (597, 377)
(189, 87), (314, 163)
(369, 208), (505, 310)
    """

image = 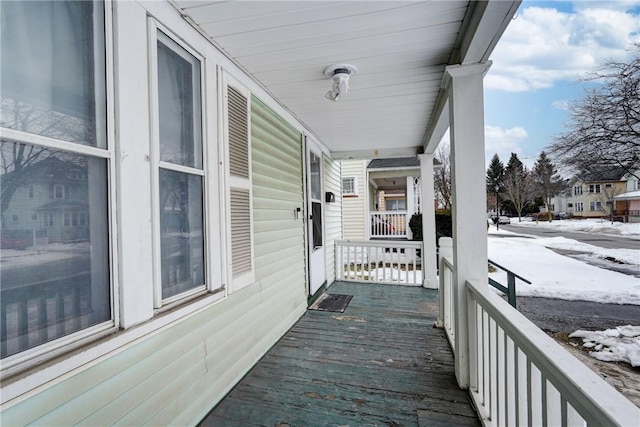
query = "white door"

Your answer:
(306, 137), (326, 296)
